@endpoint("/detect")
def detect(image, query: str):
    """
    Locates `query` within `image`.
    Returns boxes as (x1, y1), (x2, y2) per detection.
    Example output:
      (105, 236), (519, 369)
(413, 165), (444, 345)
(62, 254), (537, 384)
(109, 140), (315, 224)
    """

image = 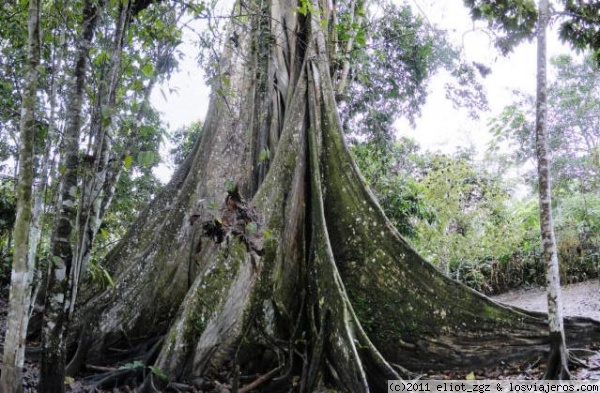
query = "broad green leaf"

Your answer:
(124, 155), (133, 168)
(141, 63), (154, 78)
(139, 125), (154, 137)
(137, 151), (155, 168)
(149, 366), (169, 380)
